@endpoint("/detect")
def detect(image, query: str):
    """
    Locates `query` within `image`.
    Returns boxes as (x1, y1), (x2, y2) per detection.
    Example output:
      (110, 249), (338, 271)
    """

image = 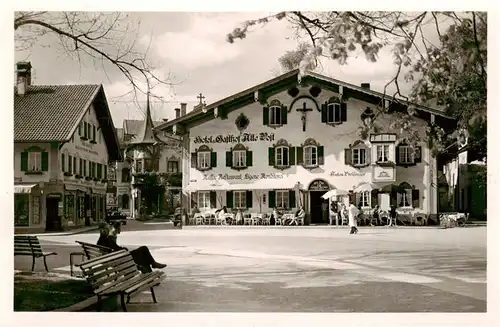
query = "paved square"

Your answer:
(36, 226), (486, 312)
